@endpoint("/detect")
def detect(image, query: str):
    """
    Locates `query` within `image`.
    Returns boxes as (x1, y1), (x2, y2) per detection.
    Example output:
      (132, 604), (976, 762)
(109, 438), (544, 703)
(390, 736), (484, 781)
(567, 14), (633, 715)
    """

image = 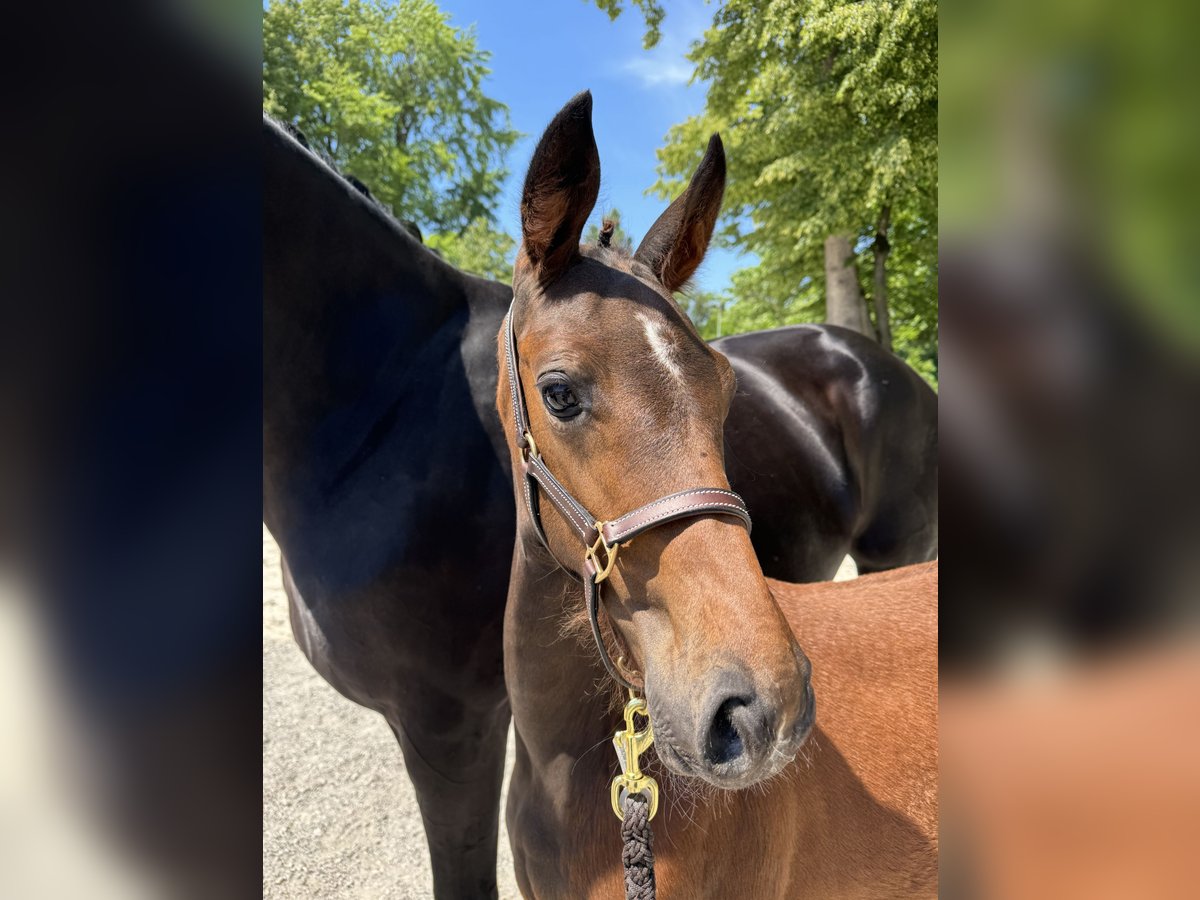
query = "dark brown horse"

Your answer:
(263, 103), (936, 896)
(498, 92), (936, 897)
(718, 323), (937, 579)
